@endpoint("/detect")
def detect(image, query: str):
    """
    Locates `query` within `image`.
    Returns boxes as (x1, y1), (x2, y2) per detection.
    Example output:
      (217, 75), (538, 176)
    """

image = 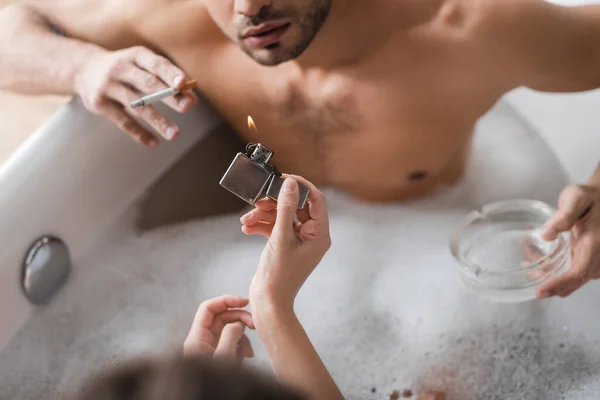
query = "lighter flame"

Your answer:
(247, 115), (257, 132)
